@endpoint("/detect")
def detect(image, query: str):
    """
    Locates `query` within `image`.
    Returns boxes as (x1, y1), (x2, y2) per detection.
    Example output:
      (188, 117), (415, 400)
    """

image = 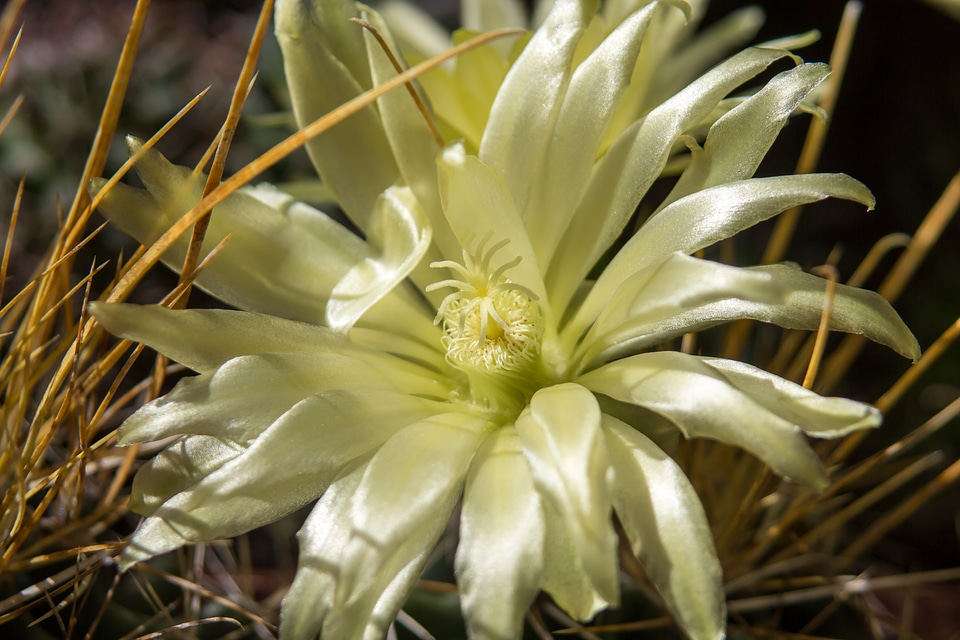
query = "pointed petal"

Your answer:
(279, 461), (366, 640)
(122, 390), (442, 566)
(117, 351), (447, 446)
(456, 427), (545, 640)
(573, 253), (786, 370)
(125, 435), (241, 519)
(331, 413), (490, 633)
(515, 383), (619, 605)
(359, 6), (460, 266)
(659, 62), (832, 209)
(479, 0), (596, 211)
(91, 143), (376, 324)
(326, 186), (434, 332)
(603, 416), (726, 640)
(274, 0), (399, 228)
(604, 416), (725, 640)
(90, 303), (347, 372)
(579, 352), (882, 489)
(526, 1), (659, 267)
(743, 264), (920, 361)
(648, 6), (764, 108)
(437, 144), (549, 307)
(696, 356), (882, 438)
(281, 458), (440, 640)
(570, 173), (875, 337)
(547, 46), (800, 314)
(539, 497), (608, 621)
